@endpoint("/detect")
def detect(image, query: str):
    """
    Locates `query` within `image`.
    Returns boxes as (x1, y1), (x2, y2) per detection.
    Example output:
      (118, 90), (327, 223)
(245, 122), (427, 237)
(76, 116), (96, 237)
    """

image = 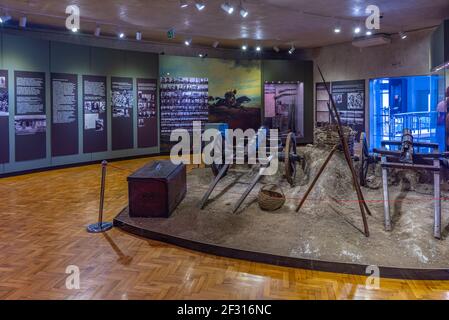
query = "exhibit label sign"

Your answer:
(0, 70), (9, 163)
(51, 73), (78, 157)
(137, 78), (157, 148)
(332, 80), (365, 139)
(315, 80), (366, 139)
(111, 77), (134, 150)
(83, 75), (107, 154)
(14, 71), (47, 162)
